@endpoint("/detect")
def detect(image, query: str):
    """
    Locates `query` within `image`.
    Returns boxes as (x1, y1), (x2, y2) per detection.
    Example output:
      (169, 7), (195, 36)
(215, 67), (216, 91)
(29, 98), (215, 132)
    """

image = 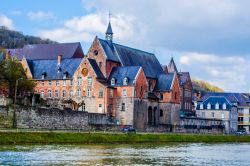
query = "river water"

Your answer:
(0, 143), (249, 165)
